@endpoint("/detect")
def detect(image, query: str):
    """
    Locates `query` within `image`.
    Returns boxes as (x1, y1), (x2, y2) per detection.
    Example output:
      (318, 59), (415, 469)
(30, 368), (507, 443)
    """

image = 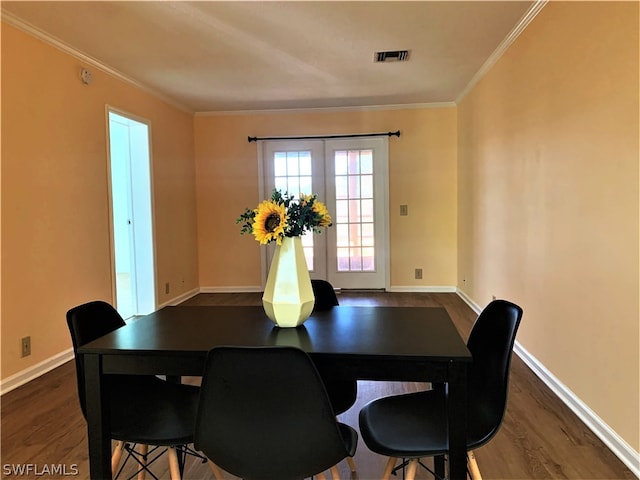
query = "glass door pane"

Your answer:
(263, 140), (326, 279)
(334, 149), (376, 272)
(325, 137), (388, 289)
(274, 149), (315, 269)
